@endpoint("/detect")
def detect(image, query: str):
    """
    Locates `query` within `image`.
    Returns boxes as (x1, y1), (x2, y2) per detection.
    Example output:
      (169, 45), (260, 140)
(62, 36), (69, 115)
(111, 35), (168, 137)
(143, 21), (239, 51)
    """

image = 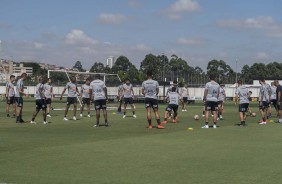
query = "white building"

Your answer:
(106, 56), (115, 68)
(12, 63), (33, 77)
